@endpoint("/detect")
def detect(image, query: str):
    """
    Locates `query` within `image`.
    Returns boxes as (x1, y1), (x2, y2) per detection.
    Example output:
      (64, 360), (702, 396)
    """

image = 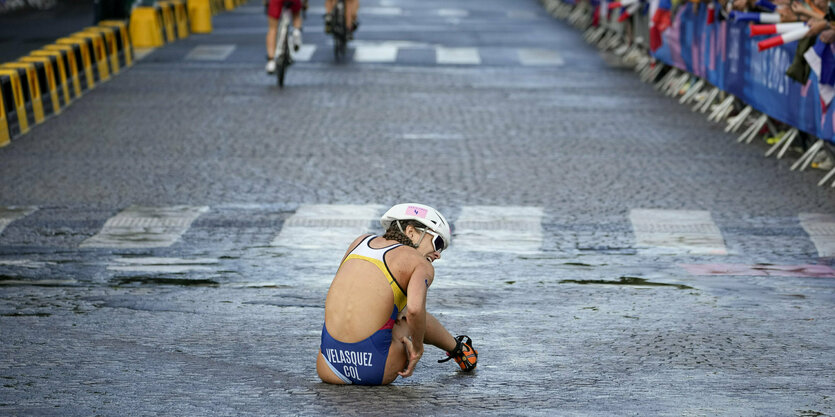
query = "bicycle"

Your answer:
(274, 2), (295, 87)
(331, 0), (348, 61)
